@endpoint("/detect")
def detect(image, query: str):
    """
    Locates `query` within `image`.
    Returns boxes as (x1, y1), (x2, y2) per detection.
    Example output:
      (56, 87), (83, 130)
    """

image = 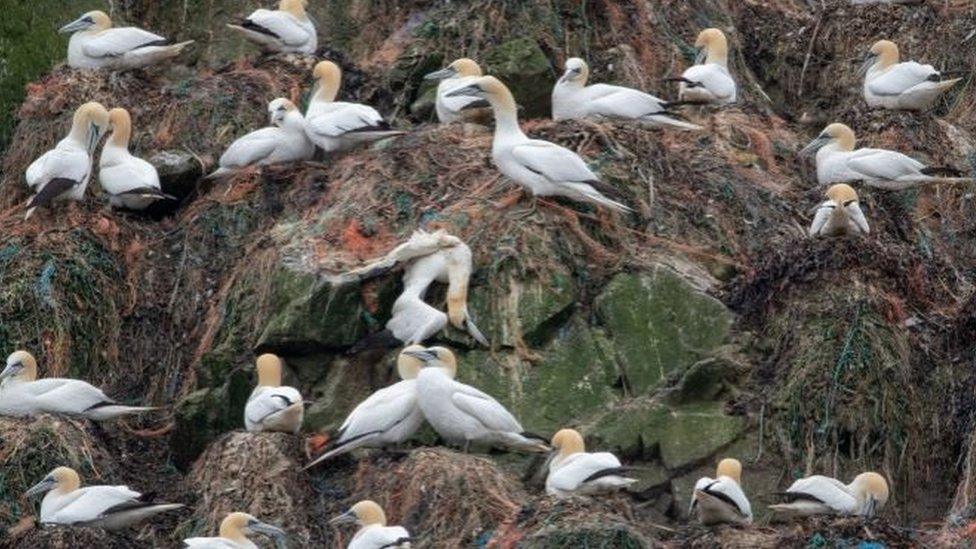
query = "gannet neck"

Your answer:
(871, 40), (899, 70)
(256, 354), (282, 387)
(446, 265), (471, 329)
(488, 93), (523, 139)
(716, 458), (742, 484)
(312, 61), (341, 103)
(108, 108), (132, 149)
(397, 346), (425, 380)
(352, 500), (387, 526)
(53, 467), (81, 494)
(280, 0), (308, 18)
(552, 428), (586, 457)
(219, 513), (250, 543)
